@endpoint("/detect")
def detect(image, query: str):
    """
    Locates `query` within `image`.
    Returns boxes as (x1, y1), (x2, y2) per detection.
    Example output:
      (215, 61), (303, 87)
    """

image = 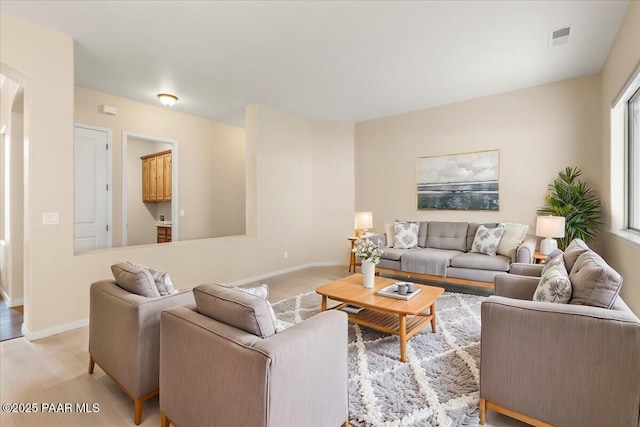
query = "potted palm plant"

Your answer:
(537, 167), (602, 250)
